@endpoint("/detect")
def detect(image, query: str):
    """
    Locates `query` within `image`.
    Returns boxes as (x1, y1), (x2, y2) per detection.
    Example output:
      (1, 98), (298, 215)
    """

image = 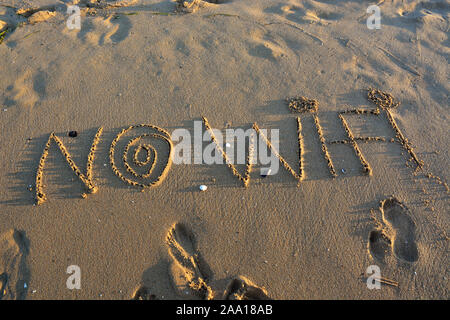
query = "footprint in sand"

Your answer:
(176, 0), (227, 13)
(368, 229), (391, 263)
(4, 71), (41, 110)
(132, 285), (157, 300)
(223, 276), (270, 300)
(368, 197), (419, 263)
(0, 272), (8, 299)
(166, 223), (213, 300)
(165, 223), (270, 300)
(381, 198), (419, 263)
(247, 29), (286, 62)
(64, 13), (131, 46)
(0, 229), (30, 300)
